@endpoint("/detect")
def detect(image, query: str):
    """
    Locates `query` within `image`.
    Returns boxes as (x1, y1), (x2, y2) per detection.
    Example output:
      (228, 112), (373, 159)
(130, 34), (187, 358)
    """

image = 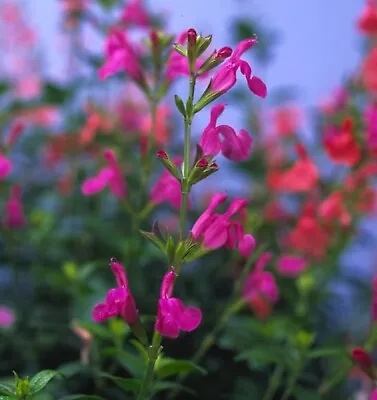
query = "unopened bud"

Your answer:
(215, 47), (232, 59)
(157, 150), (168, 159)
(156, 150), (181, 180)
(352, 347), (376, 379)
(196, 158), (209, 168)
(187, 28), (197, 47)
